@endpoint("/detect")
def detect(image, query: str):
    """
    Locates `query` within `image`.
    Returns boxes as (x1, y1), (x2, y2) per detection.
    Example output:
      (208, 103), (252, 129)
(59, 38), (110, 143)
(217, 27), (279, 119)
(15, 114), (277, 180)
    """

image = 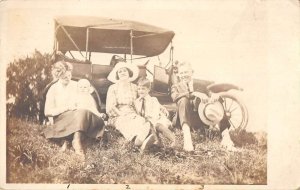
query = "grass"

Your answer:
(6, 117), (267, 184)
